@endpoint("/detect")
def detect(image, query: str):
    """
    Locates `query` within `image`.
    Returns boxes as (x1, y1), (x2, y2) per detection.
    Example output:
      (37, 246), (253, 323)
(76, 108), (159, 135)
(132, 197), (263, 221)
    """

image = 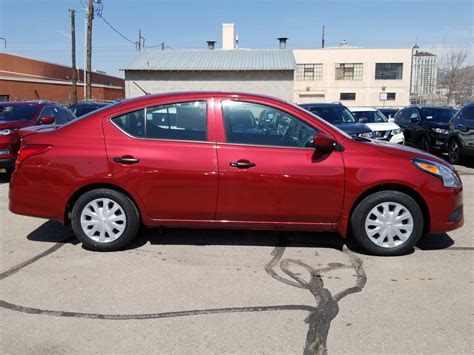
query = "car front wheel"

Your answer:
(350, 191), (424, 256)
(448, 138), (463, 165)
(71, 188), (140, 251)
